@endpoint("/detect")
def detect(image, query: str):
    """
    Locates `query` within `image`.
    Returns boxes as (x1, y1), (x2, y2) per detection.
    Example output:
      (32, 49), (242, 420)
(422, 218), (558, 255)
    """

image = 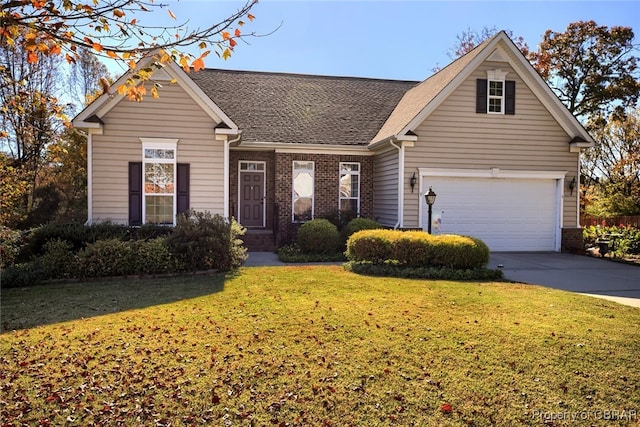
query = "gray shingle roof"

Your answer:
(190, 70), (417, 145)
